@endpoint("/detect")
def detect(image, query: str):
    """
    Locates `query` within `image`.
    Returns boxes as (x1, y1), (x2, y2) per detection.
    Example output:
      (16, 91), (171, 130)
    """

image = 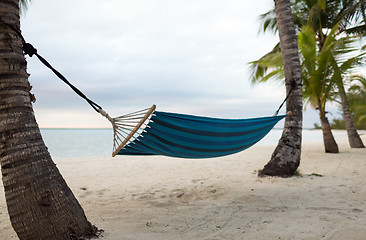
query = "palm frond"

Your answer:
(19, 0), (31, 15)
(345, 24), (366, 35)
(248, 43), (283, 84)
